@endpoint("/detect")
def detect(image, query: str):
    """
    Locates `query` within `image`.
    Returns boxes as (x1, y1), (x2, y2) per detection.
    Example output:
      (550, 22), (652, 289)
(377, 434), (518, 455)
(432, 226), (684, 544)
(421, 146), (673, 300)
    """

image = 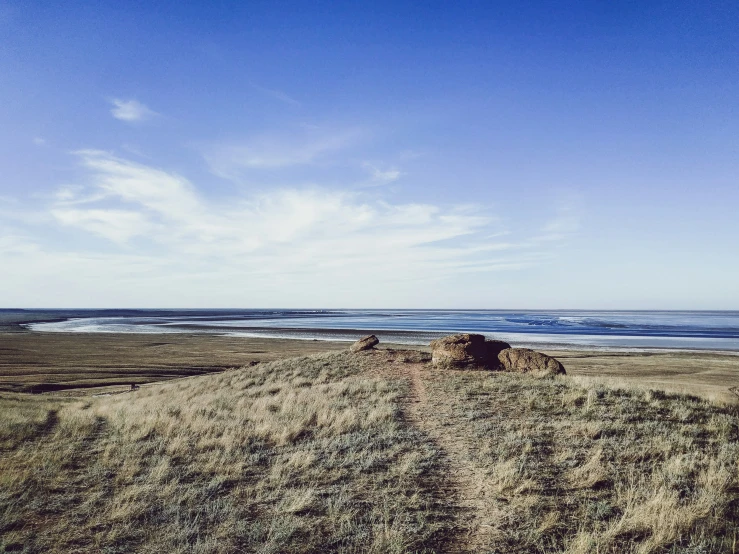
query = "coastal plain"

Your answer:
(1, 329), (738, 553)
(0, 332), (347, 394)
(1, 329), (737, 403)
